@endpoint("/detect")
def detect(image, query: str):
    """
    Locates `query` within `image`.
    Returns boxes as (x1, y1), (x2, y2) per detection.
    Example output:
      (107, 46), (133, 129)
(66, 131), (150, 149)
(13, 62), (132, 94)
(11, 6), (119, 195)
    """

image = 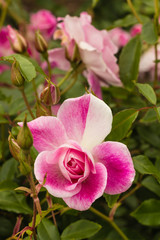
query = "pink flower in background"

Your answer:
(0, 27), (13, 73)
(29, 10), (57, 40)
(130, 24), (142, 37)
(23, 94), (135, 211)
(139, 45), (160, 79)
(54, 12), (122, 95)
(108, 27), (130, 48)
